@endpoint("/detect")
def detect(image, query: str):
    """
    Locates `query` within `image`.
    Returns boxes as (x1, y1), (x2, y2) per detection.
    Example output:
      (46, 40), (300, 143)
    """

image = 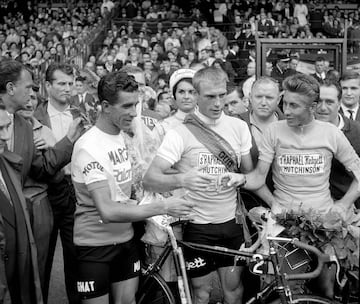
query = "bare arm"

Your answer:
(335, 178), (360, 209)
(252, 185), (275, 208)
(143, 156), (214, 193)
(233, 154), (275, 207)
(225, 159), (272, 190)
(90, 181), (193, 224)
